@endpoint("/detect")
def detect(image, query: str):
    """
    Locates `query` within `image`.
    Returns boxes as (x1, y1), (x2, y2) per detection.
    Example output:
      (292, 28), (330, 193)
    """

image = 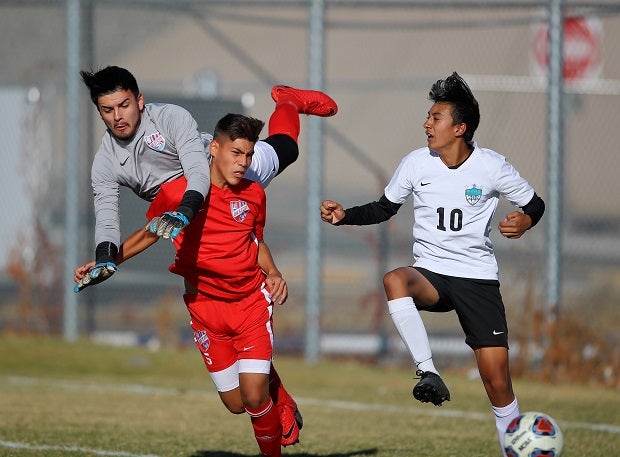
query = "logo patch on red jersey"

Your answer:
(194, 330), (210, 352)
(230, 200), (250, 222)
(144, 131), (166, 151)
